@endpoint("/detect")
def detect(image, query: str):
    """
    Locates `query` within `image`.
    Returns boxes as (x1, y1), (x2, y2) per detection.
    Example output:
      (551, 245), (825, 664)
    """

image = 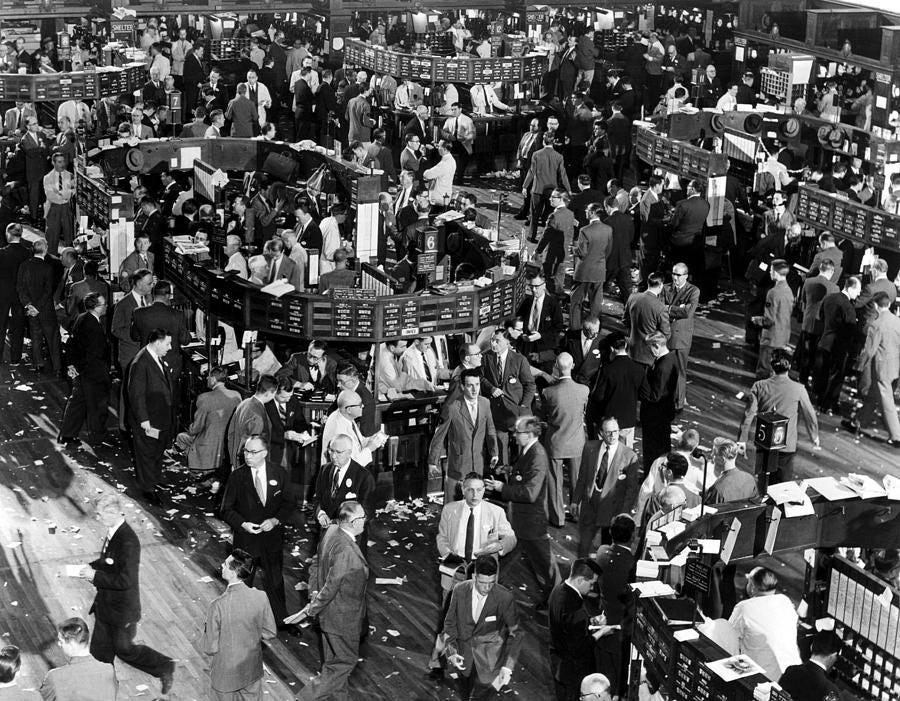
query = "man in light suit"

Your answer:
(263, 237), (303, 289)
(443, 556), (522, 698)
(662, 262), (700, 405)
(524, 132), (572, 242)
(845, 292), (900, 445)
(571, 416), (640, 556)
(296, 502), (369, 701)
(482, 328), (537, 463)
(570, 202), (612, 329)
(514, 119), (543, 214)
(429, 368), (500, 503)
(226, 374), (277, 468)
(203, 549), (276, 701)
(175, 366), (241, 475)
(485, 416), (557, 608)
(346, 85), (376, 142)
(623, 272), (670, 366)
(541, 353), (589, 527)
(41, 617), (118, 701)
(220, 435), (295, 625)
